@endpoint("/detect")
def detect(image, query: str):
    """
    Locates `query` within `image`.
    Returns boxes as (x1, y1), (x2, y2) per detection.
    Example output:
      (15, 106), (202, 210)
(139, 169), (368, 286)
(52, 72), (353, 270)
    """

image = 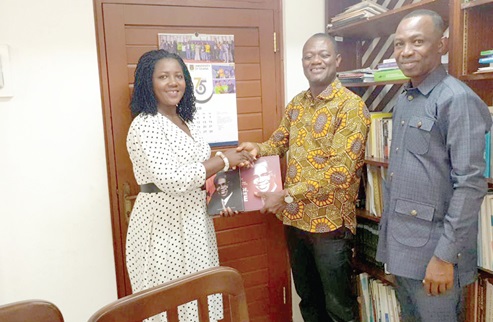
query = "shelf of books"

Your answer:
(354, 217), (400, 321)
(487, 178), (493, 187)
(364, 157), (389, 168)
(343, 79), (408, 87)
(354, 257), (396, 286)
(460, 73), (493, 81)
(327, 0), (449, 39)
